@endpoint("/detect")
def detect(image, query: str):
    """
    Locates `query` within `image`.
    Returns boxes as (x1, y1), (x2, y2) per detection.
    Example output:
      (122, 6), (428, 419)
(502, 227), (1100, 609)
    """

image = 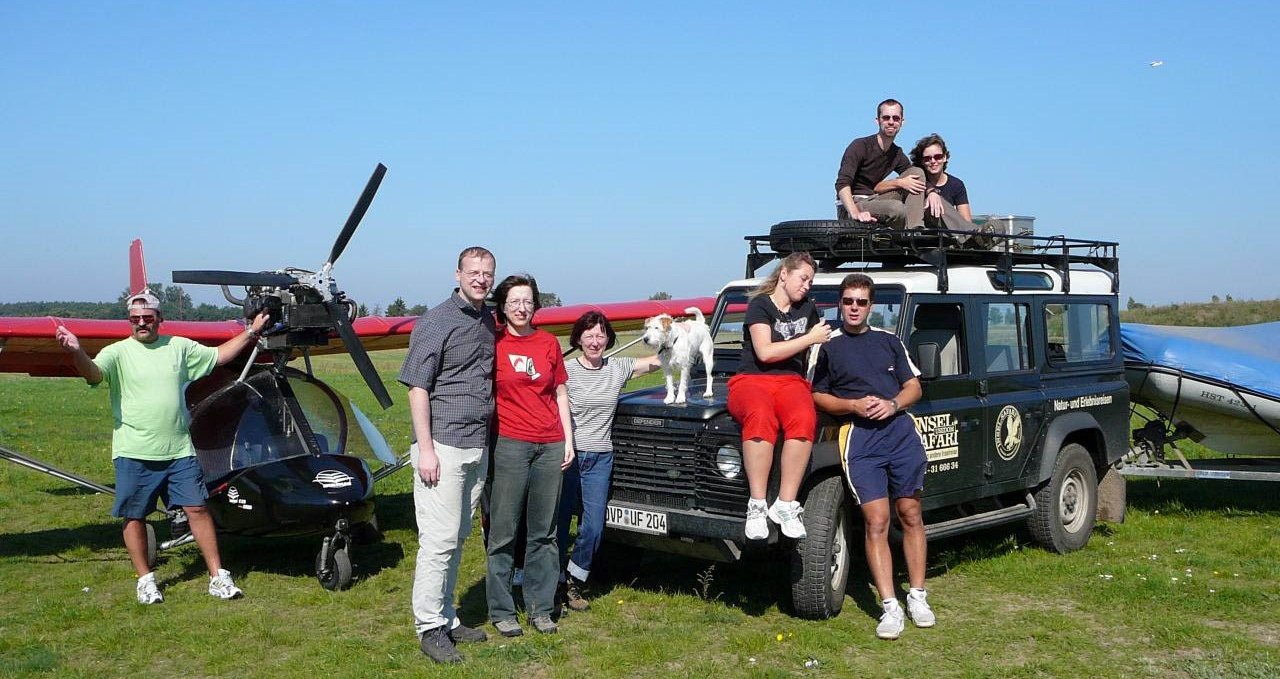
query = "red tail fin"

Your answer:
(129, 239), (148, 296)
